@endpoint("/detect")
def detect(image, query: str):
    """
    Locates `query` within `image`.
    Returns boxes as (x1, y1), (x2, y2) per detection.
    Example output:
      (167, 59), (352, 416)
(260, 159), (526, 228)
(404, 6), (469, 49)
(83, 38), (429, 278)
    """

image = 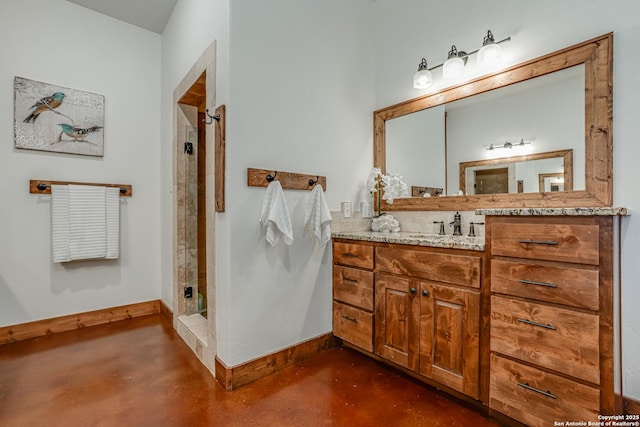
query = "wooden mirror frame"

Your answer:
(539, 173), (566, 192)
(374, 33), (612, 210)
(459, 149), (573, 195)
